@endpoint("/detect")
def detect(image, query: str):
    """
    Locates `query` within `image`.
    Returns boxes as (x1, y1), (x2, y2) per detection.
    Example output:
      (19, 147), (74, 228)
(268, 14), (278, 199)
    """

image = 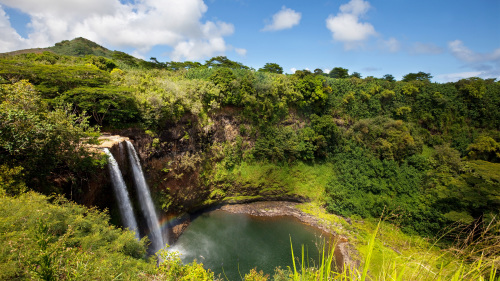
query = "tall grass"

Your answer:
(288, 217), (499, 281)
